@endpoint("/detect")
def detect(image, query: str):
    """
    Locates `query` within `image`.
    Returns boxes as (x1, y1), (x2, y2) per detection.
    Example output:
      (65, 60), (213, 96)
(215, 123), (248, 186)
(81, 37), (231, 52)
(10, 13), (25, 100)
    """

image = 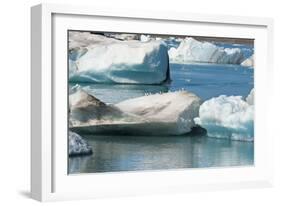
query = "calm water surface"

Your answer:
(69, 135), (254, 174)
